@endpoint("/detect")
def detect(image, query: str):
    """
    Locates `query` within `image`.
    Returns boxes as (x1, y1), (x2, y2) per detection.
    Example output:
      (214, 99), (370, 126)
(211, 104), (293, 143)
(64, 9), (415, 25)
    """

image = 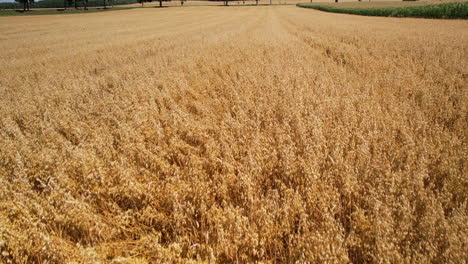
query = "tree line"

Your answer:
(14, 0), (120, 11)
(138, 0), (174, 8)
(12, 0), (268, 12)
